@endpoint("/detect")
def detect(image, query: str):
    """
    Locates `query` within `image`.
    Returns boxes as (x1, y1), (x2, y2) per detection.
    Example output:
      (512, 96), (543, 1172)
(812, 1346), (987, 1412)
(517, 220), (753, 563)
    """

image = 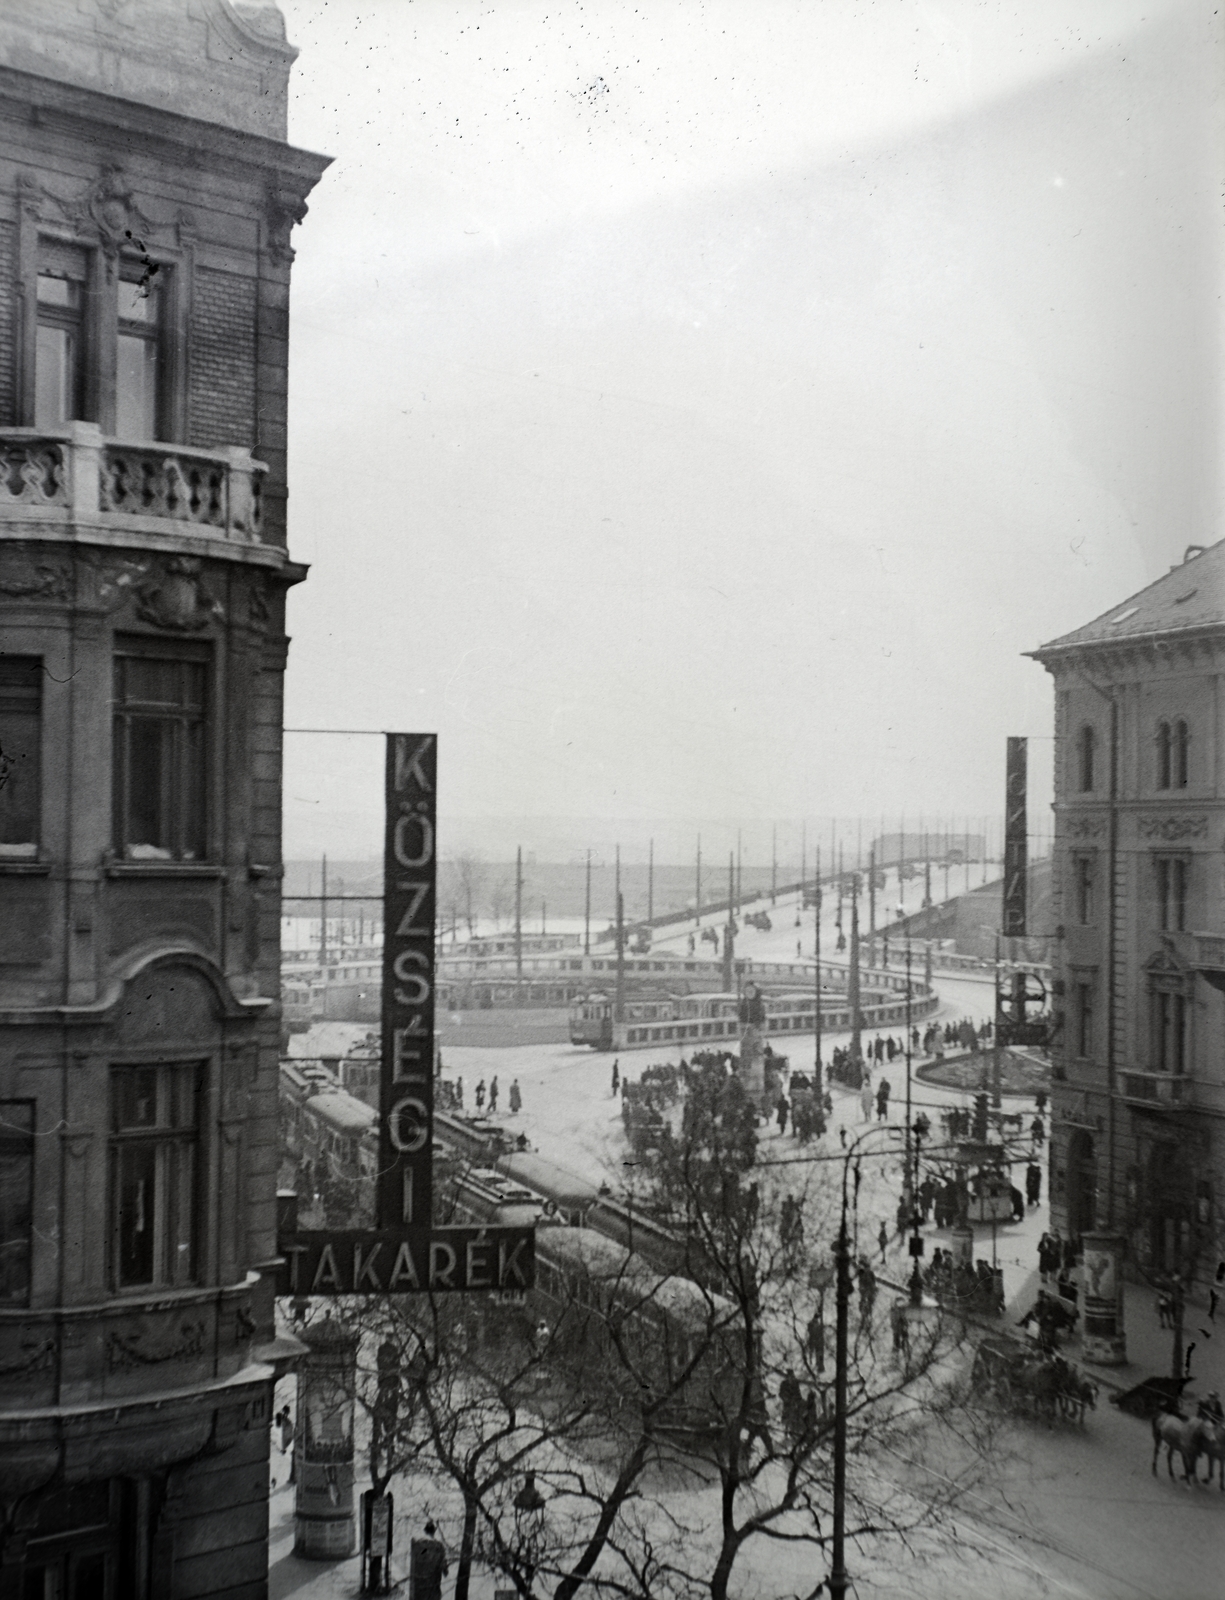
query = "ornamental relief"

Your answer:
(0, 552), (71, 601)
(1065, 816), (1107, 839)
(1137, 815), (1208, 842)
(17, 165), (172, 261)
